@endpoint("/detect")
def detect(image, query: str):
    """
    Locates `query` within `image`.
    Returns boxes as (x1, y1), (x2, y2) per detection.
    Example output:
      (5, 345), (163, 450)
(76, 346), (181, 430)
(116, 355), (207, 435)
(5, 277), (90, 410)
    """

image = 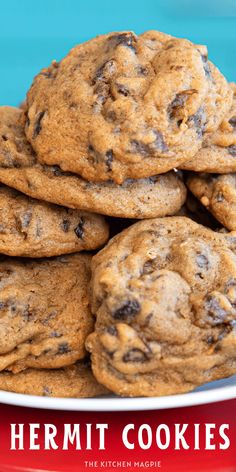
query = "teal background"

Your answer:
(1, 0), (236, 106)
